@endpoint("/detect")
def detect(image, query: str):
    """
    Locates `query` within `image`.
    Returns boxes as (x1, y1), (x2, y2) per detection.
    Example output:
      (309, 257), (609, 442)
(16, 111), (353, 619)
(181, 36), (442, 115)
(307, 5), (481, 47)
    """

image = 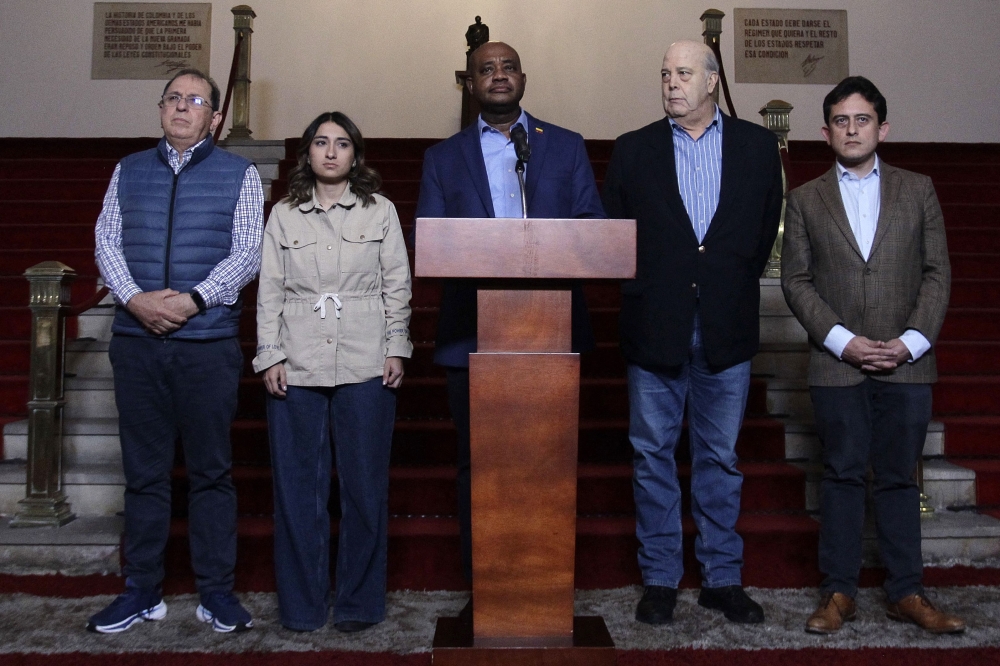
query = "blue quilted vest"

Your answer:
(113, 137), (251, 339)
